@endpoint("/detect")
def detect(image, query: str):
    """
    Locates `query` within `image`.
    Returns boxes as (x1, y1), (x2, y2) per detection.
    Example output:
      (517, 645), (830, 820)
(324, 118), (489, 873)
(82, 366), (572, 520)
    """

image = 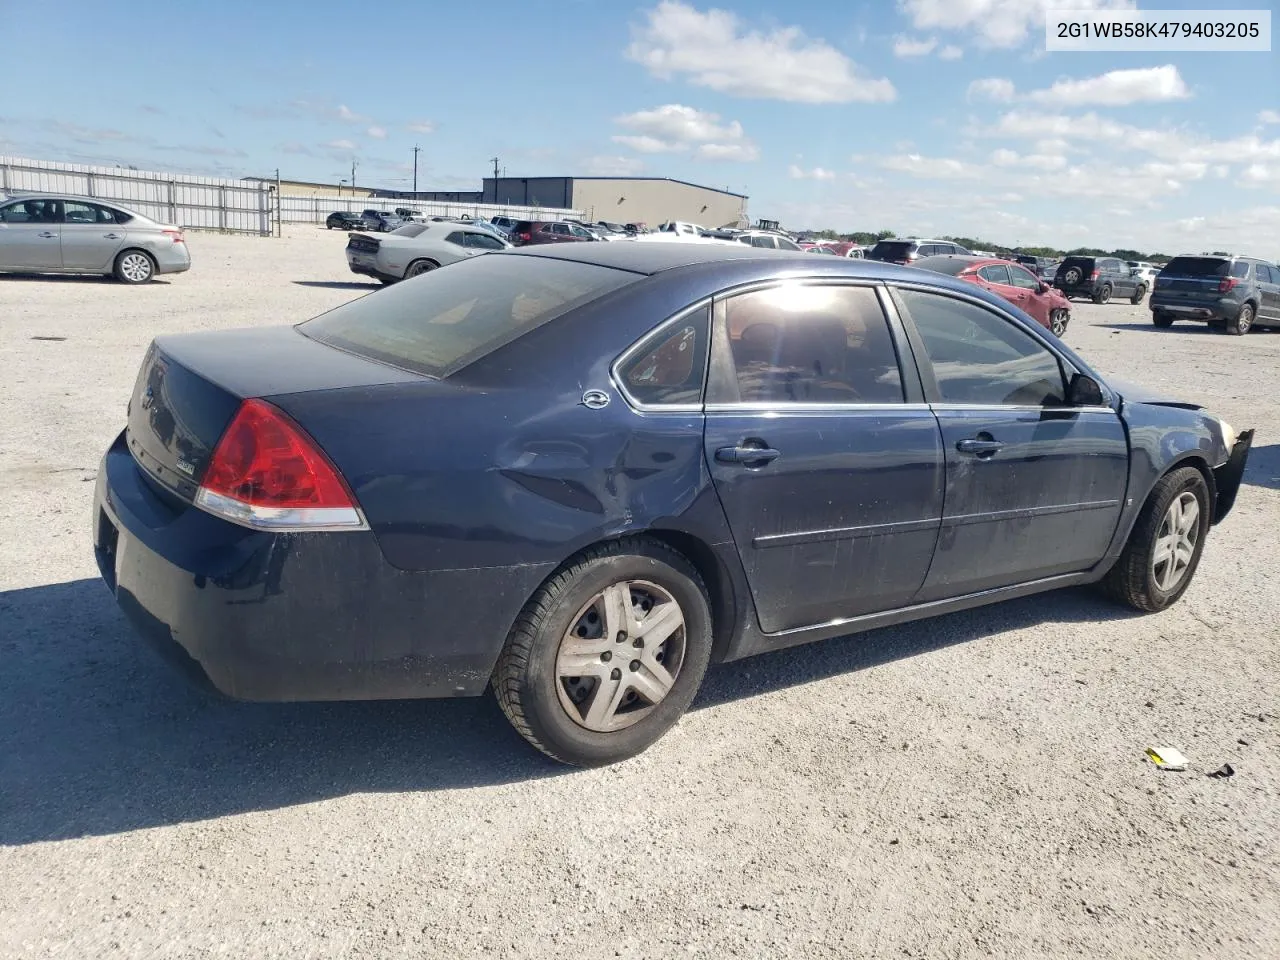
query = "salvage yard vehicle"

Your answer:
(1150, 254), (1280, 334)
(1053, 255), (1146, 304)
(345, 221), (509, 283)
(93, 244), (1253, 766)
(914, 254), (1072, 336)
(0, 194), (190, 283)
(325, 211), (366, 230)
